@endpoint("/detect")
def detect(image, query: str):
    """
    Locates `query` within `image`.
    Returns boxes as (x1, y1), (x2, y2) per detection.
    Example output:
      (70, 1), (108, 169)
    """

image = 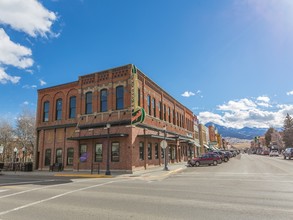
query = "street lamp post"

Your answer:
(13, 147), (18, 171)
(105, 123), (111, 175)
(160, 126), (169, 171)
(0, 144), (4, 162)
